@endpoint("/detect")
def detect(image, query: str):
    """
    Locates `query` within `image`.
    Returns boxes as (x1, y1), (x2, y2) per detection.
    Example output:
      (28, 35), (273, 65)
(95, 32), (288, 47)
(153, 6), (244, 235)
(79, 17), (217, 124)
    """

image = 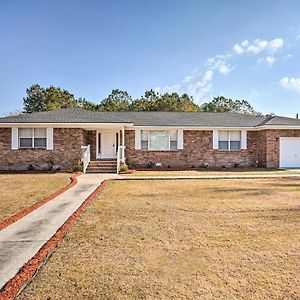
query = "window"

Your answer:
(170, 130), (178, 150)
(218, 130), (241, 151)
(19, 128), (47, 148)
(141, 130), (148, 150)
(141, 130), (178, 151)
